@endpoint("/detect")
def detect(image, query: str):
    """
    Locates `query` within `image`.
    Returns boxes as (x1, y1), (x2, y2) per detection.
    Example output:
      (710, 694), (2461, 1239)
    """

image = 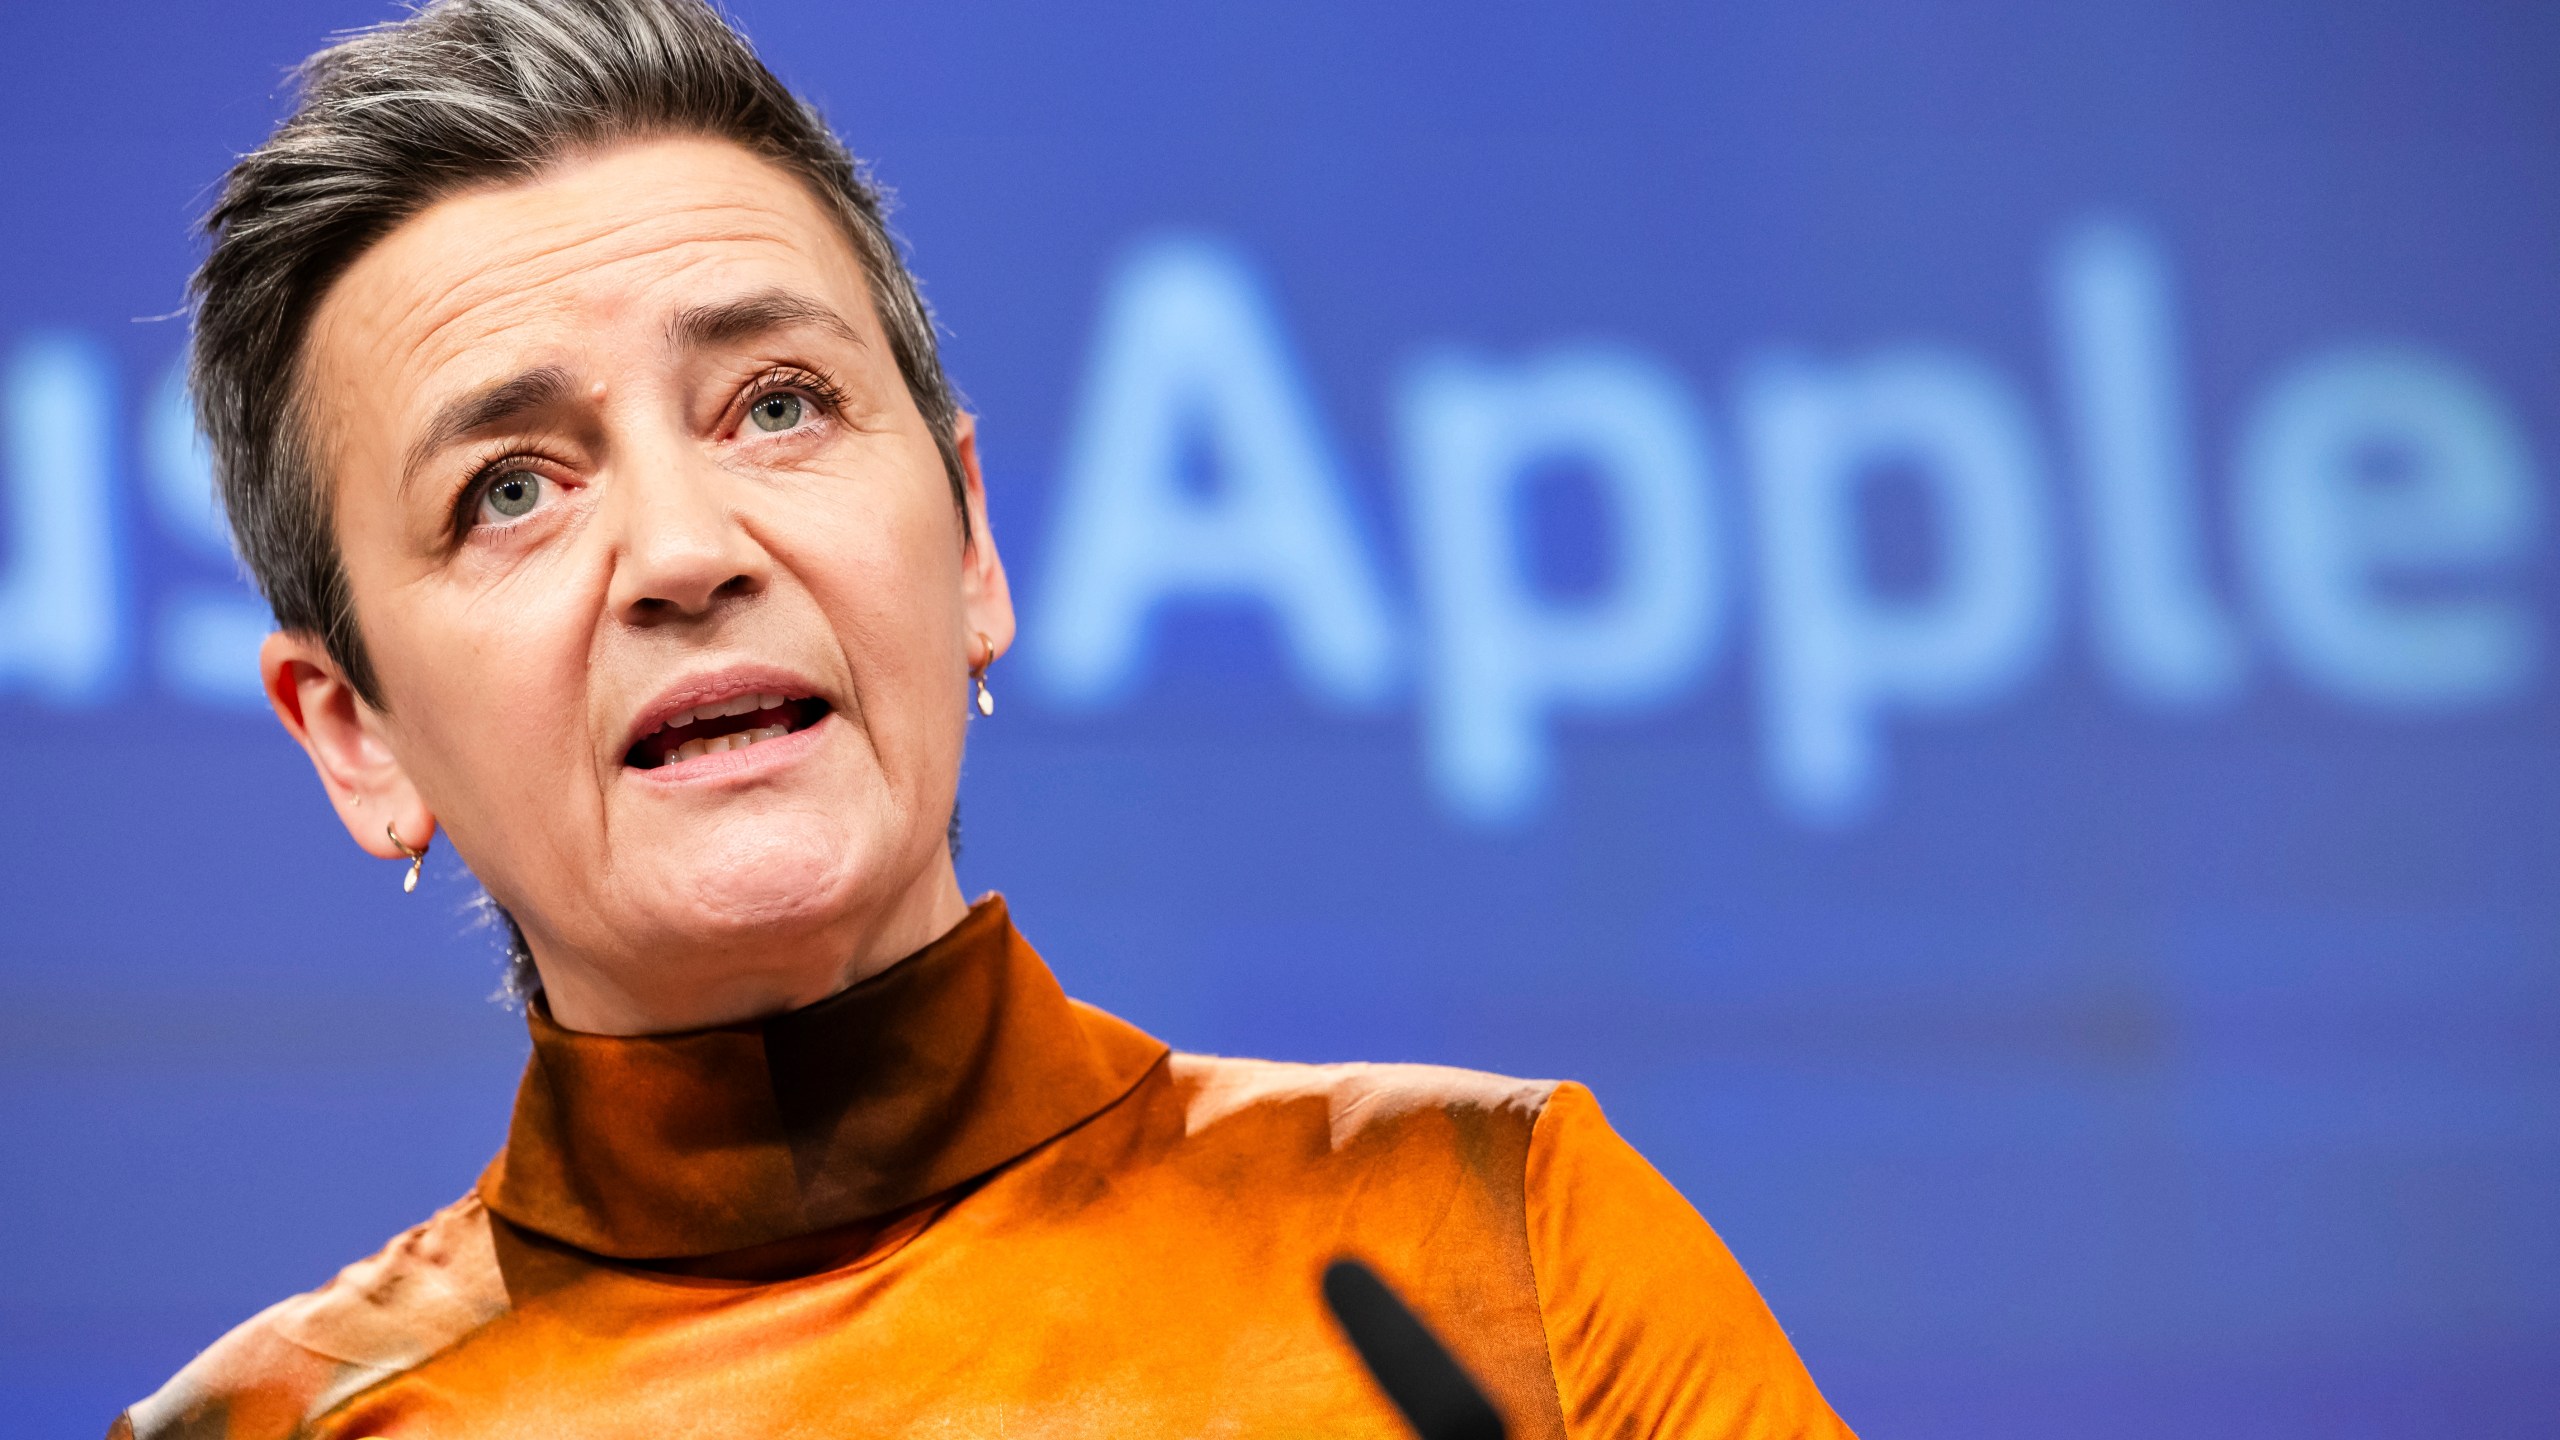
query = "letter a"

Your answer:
(1032, 237), (1397, 709)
